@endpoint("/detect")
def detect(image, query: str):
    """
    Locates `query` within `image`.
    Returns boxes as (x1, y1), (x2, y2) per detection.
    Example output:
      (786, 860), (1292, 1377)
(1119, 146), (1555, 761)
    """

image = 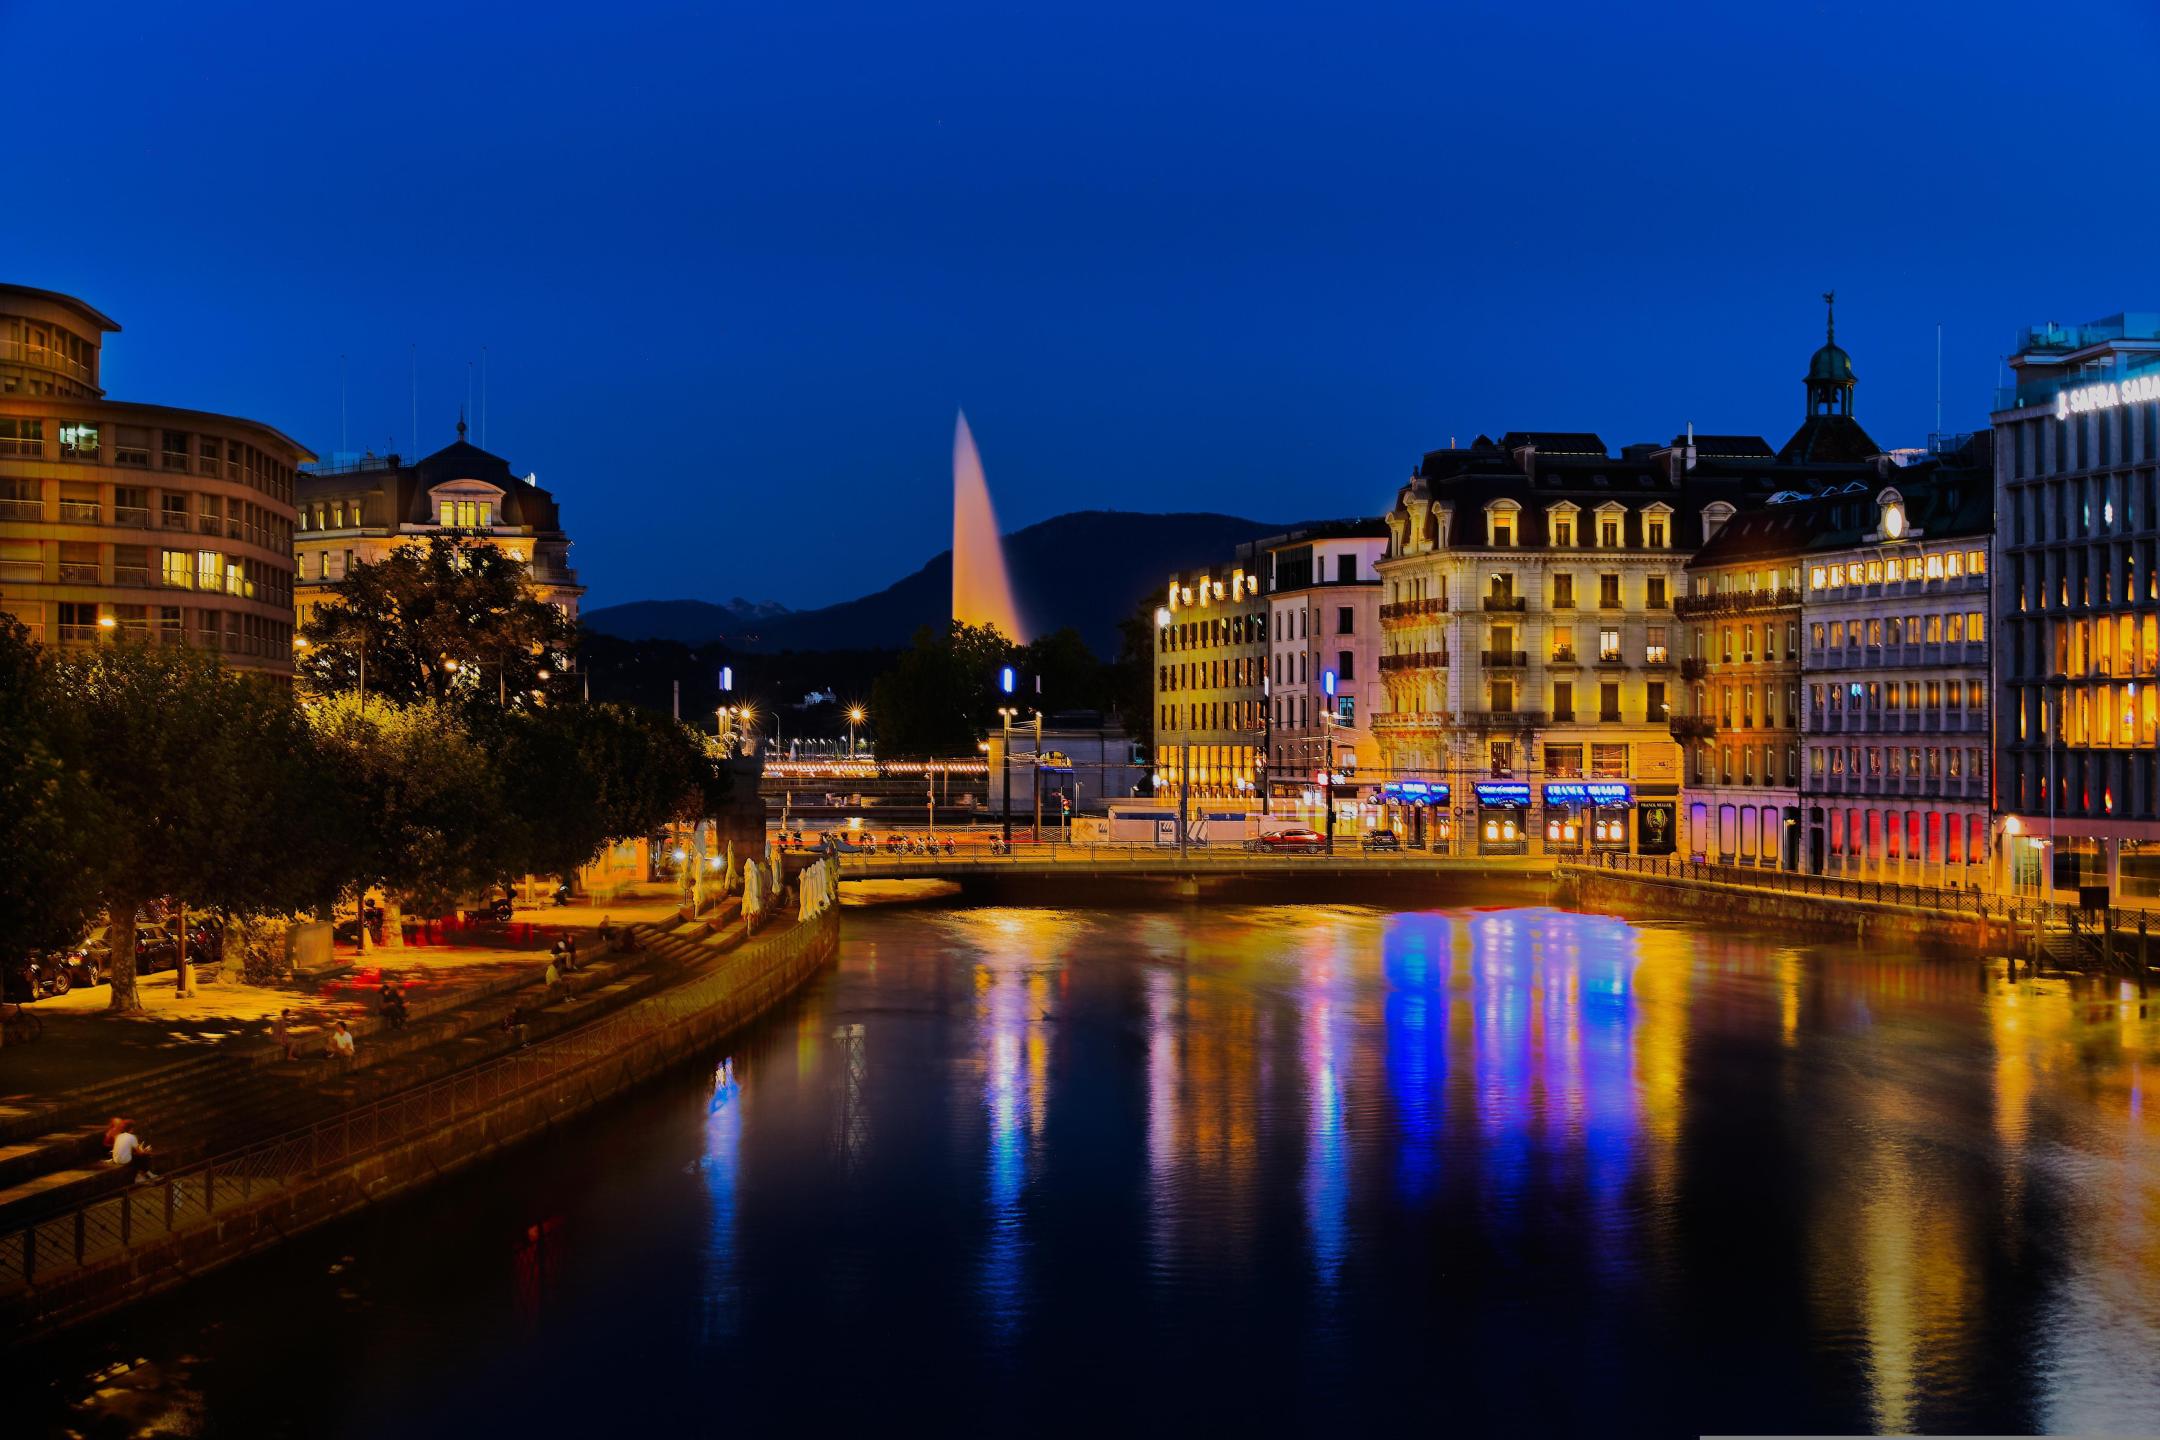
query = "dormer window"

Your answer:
(1642, 502), (1672, 549)
(440, 498), (492, 529)
(1701, 501), (1736, 543)
(1546, 501), (1578, 549)
(1599, 518), (1620, 547)
(1488, 507), (1516, 547)
(1877, 489), (1907, 541)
